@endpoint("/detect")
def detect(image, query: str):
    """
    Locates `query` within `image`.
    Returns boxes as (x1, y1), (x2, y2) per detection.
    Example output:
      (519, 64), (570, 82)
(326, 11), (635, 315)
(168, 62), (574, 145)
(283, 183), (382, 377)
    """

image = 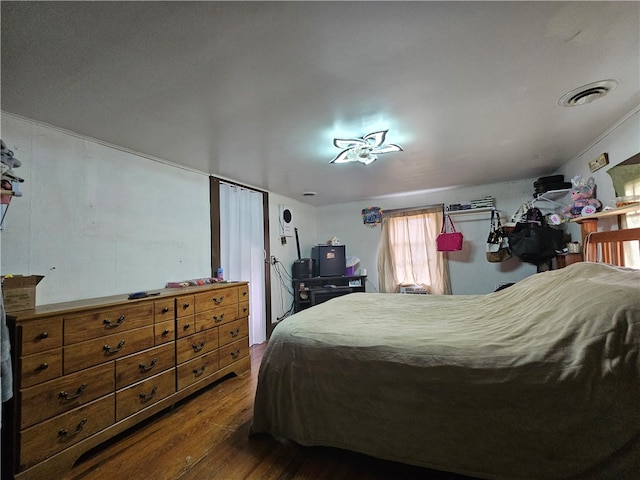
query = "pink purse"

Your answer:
(436, 215), (464, 251)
